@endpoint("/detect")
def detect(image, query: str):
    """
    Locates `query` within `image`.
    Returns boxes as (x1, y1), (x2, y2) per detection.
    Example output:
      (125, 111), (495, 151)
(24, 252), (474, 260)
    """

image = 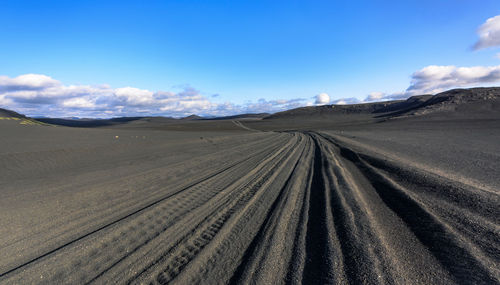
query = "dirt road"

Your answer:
(0, 120), (498, 284)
